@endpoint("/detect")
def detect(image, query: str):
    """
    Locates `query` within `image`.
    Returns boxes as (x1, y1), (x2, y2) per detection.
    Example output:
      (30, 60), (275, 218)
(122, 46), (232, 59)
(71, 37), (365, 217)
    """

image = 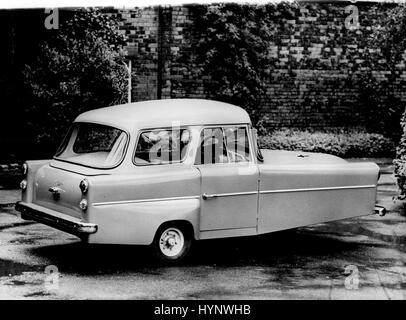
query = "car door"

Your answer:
(195, 125), (259, 237)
